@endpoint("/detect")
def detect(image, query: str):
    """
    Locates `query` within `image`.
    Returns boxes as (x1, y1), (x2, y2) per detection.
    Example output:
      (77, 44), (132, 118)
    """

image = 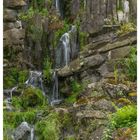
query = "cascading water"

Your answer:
(25, 71), (45, 96)
(69, 25), (79, 60)
(55, 0), (60, 12)
(55, 25), (79, 68)
(30, 127), (34, 140)
(60, 33), (71, 66)
(3, 86), (18, 111)
(51, 71), (62, 106)
(52, 25), (79, 105)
